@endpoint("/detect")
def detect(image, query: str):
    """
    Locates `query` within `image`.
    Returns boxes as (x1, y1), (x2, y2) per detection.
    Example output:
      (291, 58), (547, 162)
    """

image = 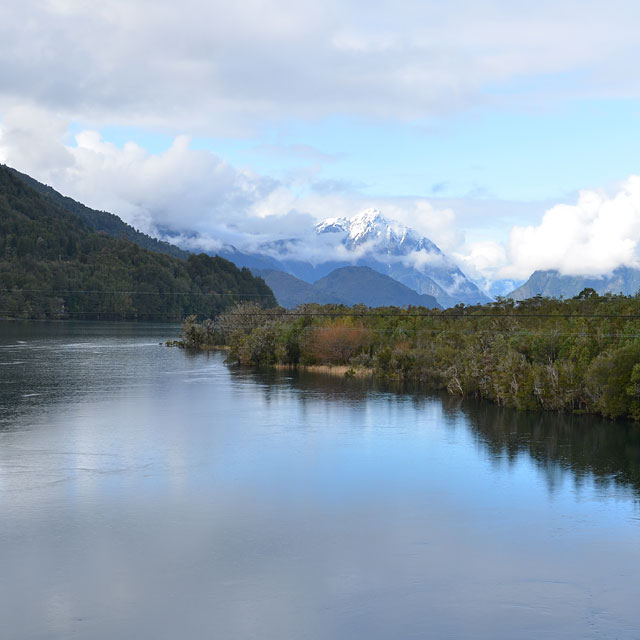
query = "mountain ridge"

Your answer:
(216, 208), (490, 308)
(508, 267), (640, 300)
(256, 266), (441, 309)
(6, 165), (190, 261)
